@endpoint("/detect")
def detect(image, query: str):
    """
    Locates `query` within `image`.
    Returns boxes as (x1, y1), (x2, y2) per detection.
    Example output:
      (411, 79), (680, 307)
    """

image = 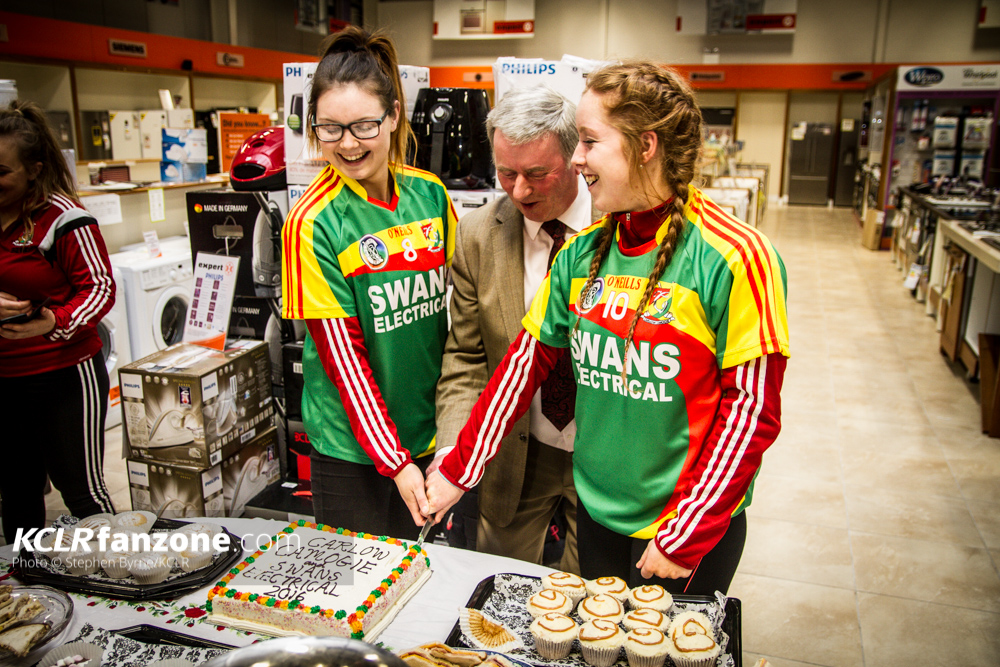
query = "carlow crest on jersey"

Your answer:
(641, 286), (676, 325)
(577, 277), (605, 313)
(421, 221), (444, 252)
(359, 234), (389, 270)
